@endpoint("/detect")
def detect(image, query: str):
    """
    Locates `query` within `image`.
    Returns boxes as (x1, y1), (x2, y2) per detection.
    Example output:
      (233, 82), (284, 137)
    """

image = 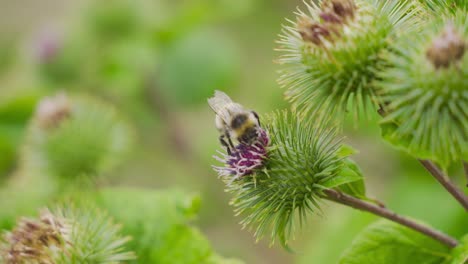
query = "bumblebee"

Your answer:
(208, 91), (261, 154)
